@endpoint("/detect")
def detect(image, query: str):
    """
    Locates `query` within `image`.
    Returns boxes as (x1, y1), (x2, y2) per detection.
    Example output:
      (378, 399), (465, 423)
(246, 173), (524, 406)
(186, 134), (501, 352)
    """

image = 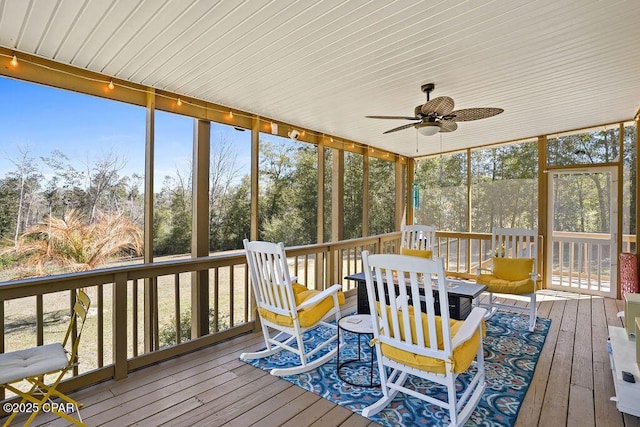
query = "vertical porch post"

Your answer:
(143, 89), (157, 352)
(618, 123), (625, 298)
(363, 150), (370, 237)
(317, 138), (325, 289)
(406, 158), (415, 226)
(395, 159), (404, 230)
(191, 119), (210, 338)
(537, 135), (548, 288)
(251, 117), (260, 241)
(330, 144), (344, 285)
